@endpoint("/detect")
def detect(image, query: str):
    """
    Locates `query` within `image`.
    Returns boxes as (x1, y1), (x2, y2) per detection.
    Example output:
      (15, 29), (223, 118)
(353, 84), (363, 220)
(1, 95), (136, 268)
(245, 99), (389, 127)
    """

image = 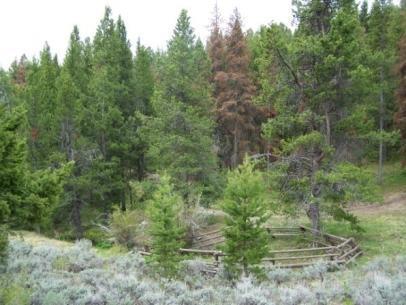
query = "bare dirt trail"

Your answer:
(350, 192), (406, 216)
